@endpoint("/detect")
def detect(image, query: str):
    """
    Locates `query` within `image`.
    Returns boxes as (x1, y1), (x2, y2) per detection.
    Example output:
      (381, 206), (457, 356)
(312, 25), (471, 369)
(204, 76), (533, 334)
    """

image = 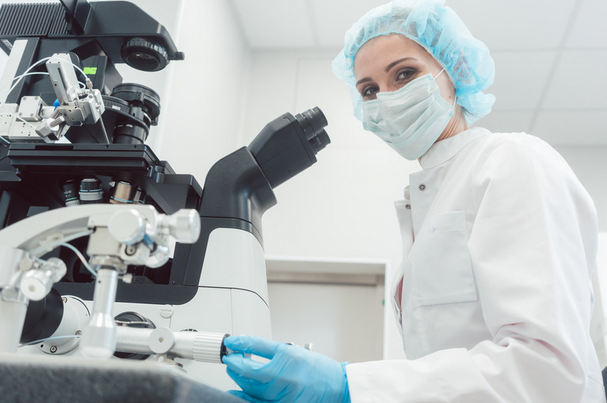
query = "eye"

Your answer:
(361, 84), (379, 100)
(395, 68), (416, 82)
